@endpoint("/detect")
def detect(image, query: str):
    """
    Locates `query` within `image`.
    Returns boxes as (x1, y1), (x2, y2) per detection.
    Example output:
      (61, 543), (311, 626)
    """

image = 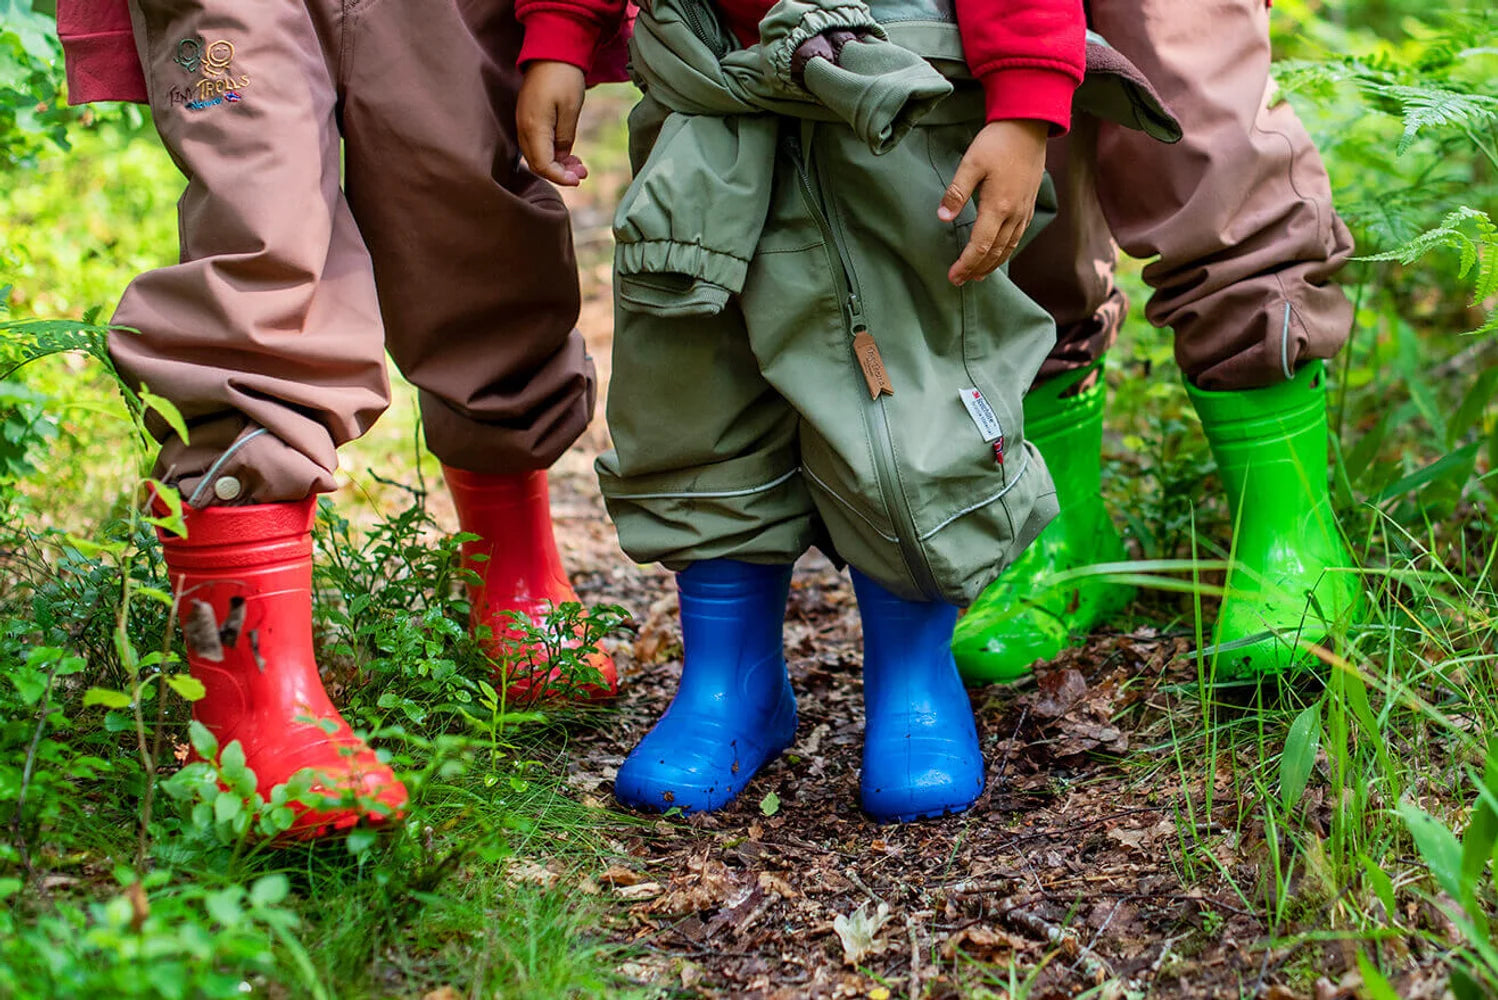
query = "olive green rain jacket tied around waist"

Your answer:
(613, 3), (1181, 316)
(613, 0), (955, 315)
(599, 0), (1181, 605)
